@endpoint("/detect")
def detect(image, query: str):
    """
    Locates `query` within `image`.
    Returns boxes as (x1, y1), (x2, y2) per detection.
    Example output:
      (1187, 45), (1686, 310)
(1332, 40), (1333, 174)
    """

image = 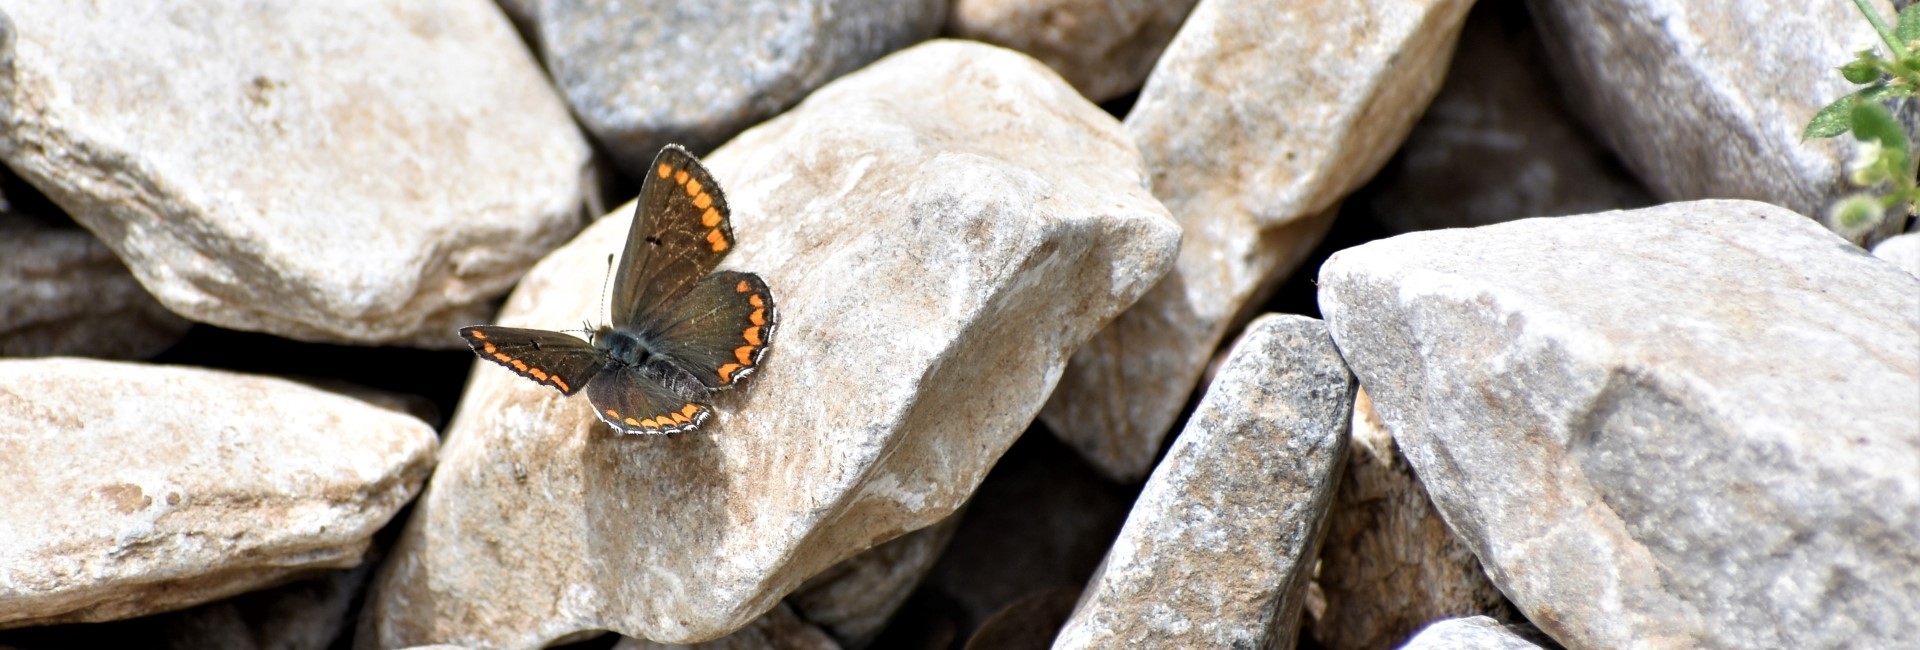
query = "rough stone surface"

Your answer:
(359, 40), (1178, 648)
(0, 358), (437, 628)
(537, 0), (944, 174)
(1527, 0), (1915, 246)
(1308, 389), (1511, 650)
(0, 0), (591, 347)
(947, 0), (1198, 103)
(616, 604), (841, 650)
(1318, 200), (1920, 649)
(1398, 616), (1551, 650)
(1871, 232), (1920, 280)
(0, 566), (368, 650)
(1042, 0), (1476, 481)
(787, 514), (959, 648)
(0, 215), (190, 358)
(1364, 0), (1652, 235)
(1055, 314), (1355, 649)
